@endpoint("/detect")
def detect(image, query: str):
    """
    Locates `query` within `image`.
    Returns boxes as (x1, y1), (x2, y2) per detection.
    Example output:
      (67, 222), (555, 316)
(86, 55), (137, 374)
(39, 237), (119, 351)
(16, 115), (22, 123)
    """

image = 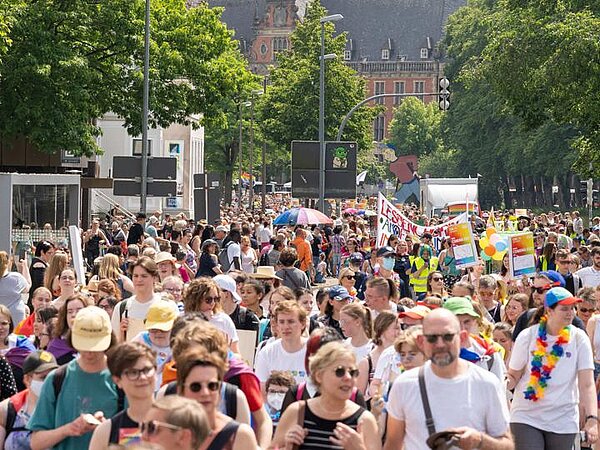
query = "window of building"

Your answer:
(374, 115), (385, 142)
(260, 43), (268, 55)
(394, 81), (405, 105)
(374, 81), (385, 105)
(420, 48), (428, 59)
(344, 50), (352, 61)
(132, 139), (152, 156)
(414, 81), (425, 102)
(381, 49), (390, 60)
